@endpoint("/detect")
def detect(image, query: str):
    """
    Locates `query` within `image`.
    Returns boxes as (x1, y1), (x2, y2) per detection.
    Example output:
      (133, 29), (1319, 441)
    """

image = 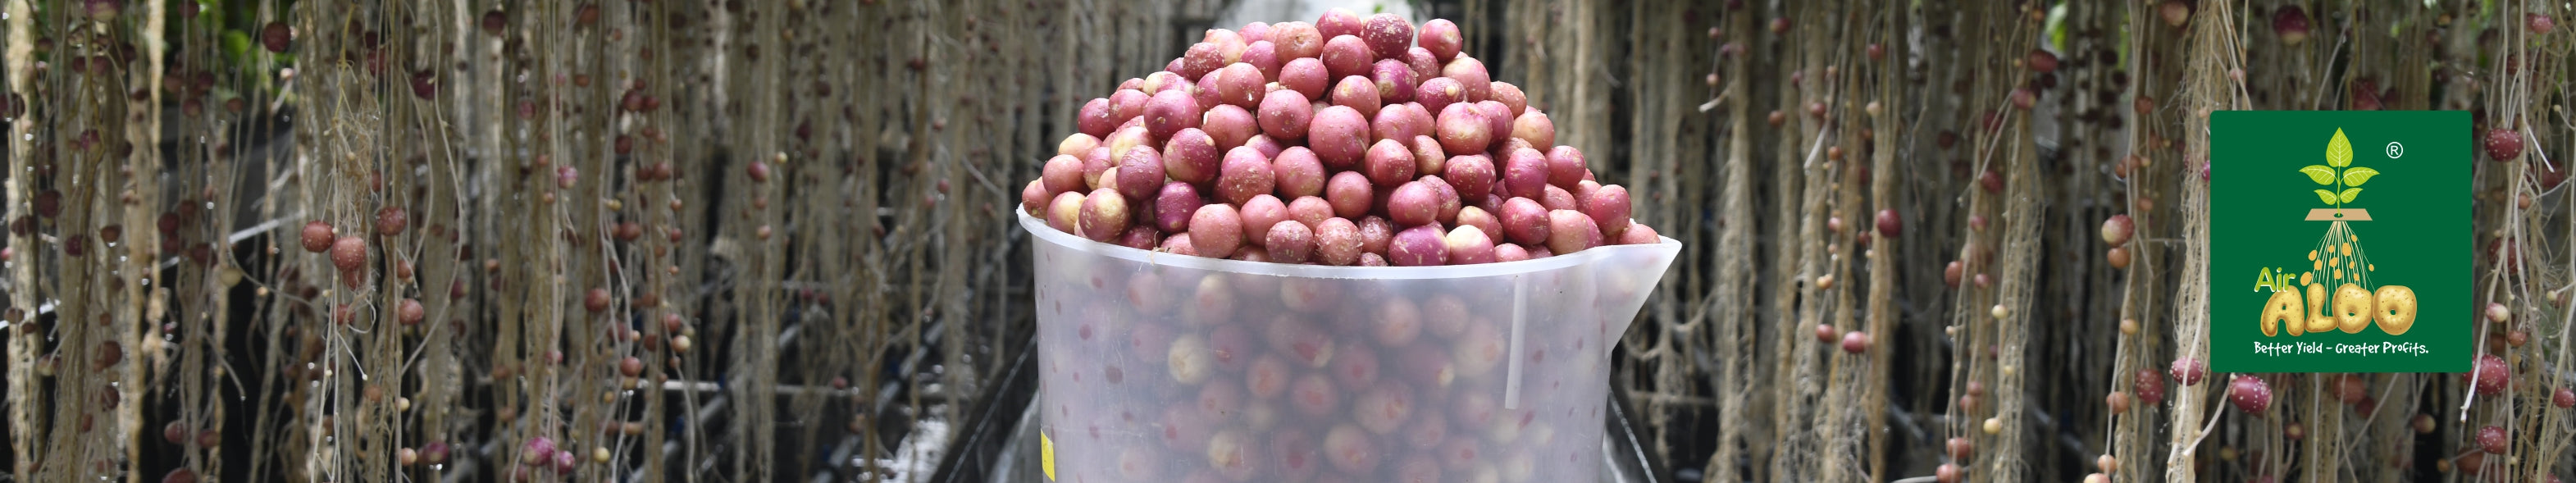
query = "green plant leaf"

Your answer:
(2327, 128), (2353, 167)
(2315, 189), (2339, 205)
(2300, 166), (2337, 185)
(2342, 166), (2379, 186)
(2338, 188), (2363, 203)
